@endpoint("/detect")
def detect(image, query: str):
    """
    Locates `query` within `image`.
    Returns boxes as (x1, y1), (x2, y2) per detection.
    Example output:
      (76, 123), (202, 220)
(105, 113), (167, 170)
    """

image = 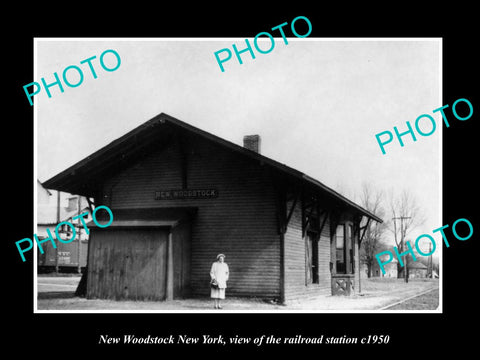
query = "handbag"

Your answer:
(210, 278), (219, 289)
